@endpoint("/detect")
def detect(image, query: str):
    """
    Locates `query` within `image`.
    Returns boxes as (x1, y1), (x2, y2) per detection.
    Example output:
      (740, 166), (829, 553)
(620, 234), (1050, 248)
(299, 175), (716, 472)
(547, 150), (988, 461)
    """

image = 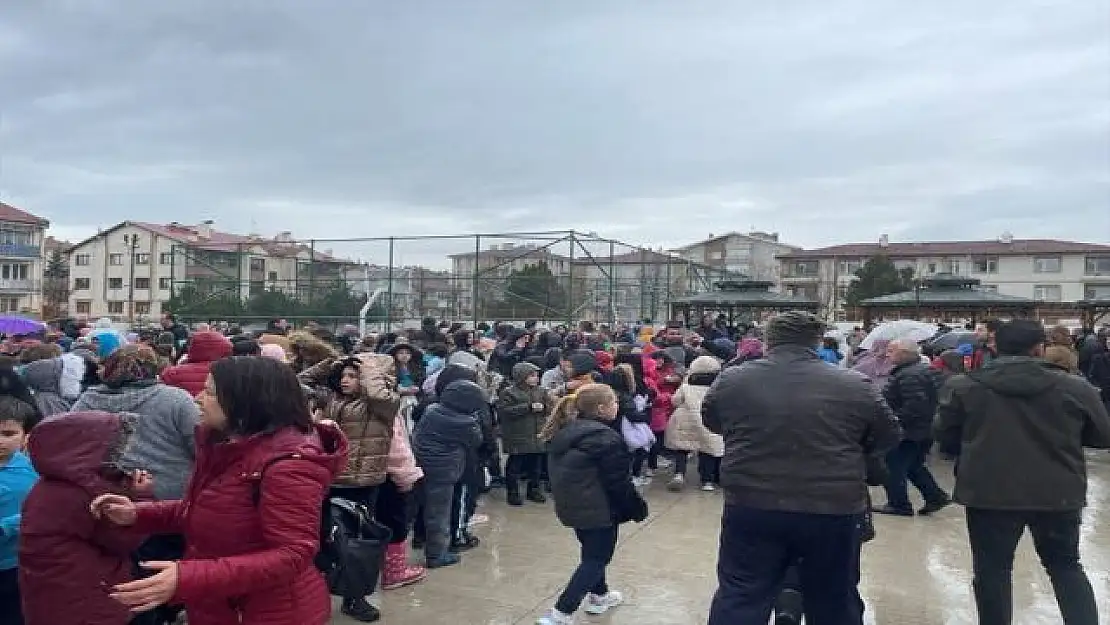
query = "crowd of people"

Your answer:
(0, 310), (1106, 625)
